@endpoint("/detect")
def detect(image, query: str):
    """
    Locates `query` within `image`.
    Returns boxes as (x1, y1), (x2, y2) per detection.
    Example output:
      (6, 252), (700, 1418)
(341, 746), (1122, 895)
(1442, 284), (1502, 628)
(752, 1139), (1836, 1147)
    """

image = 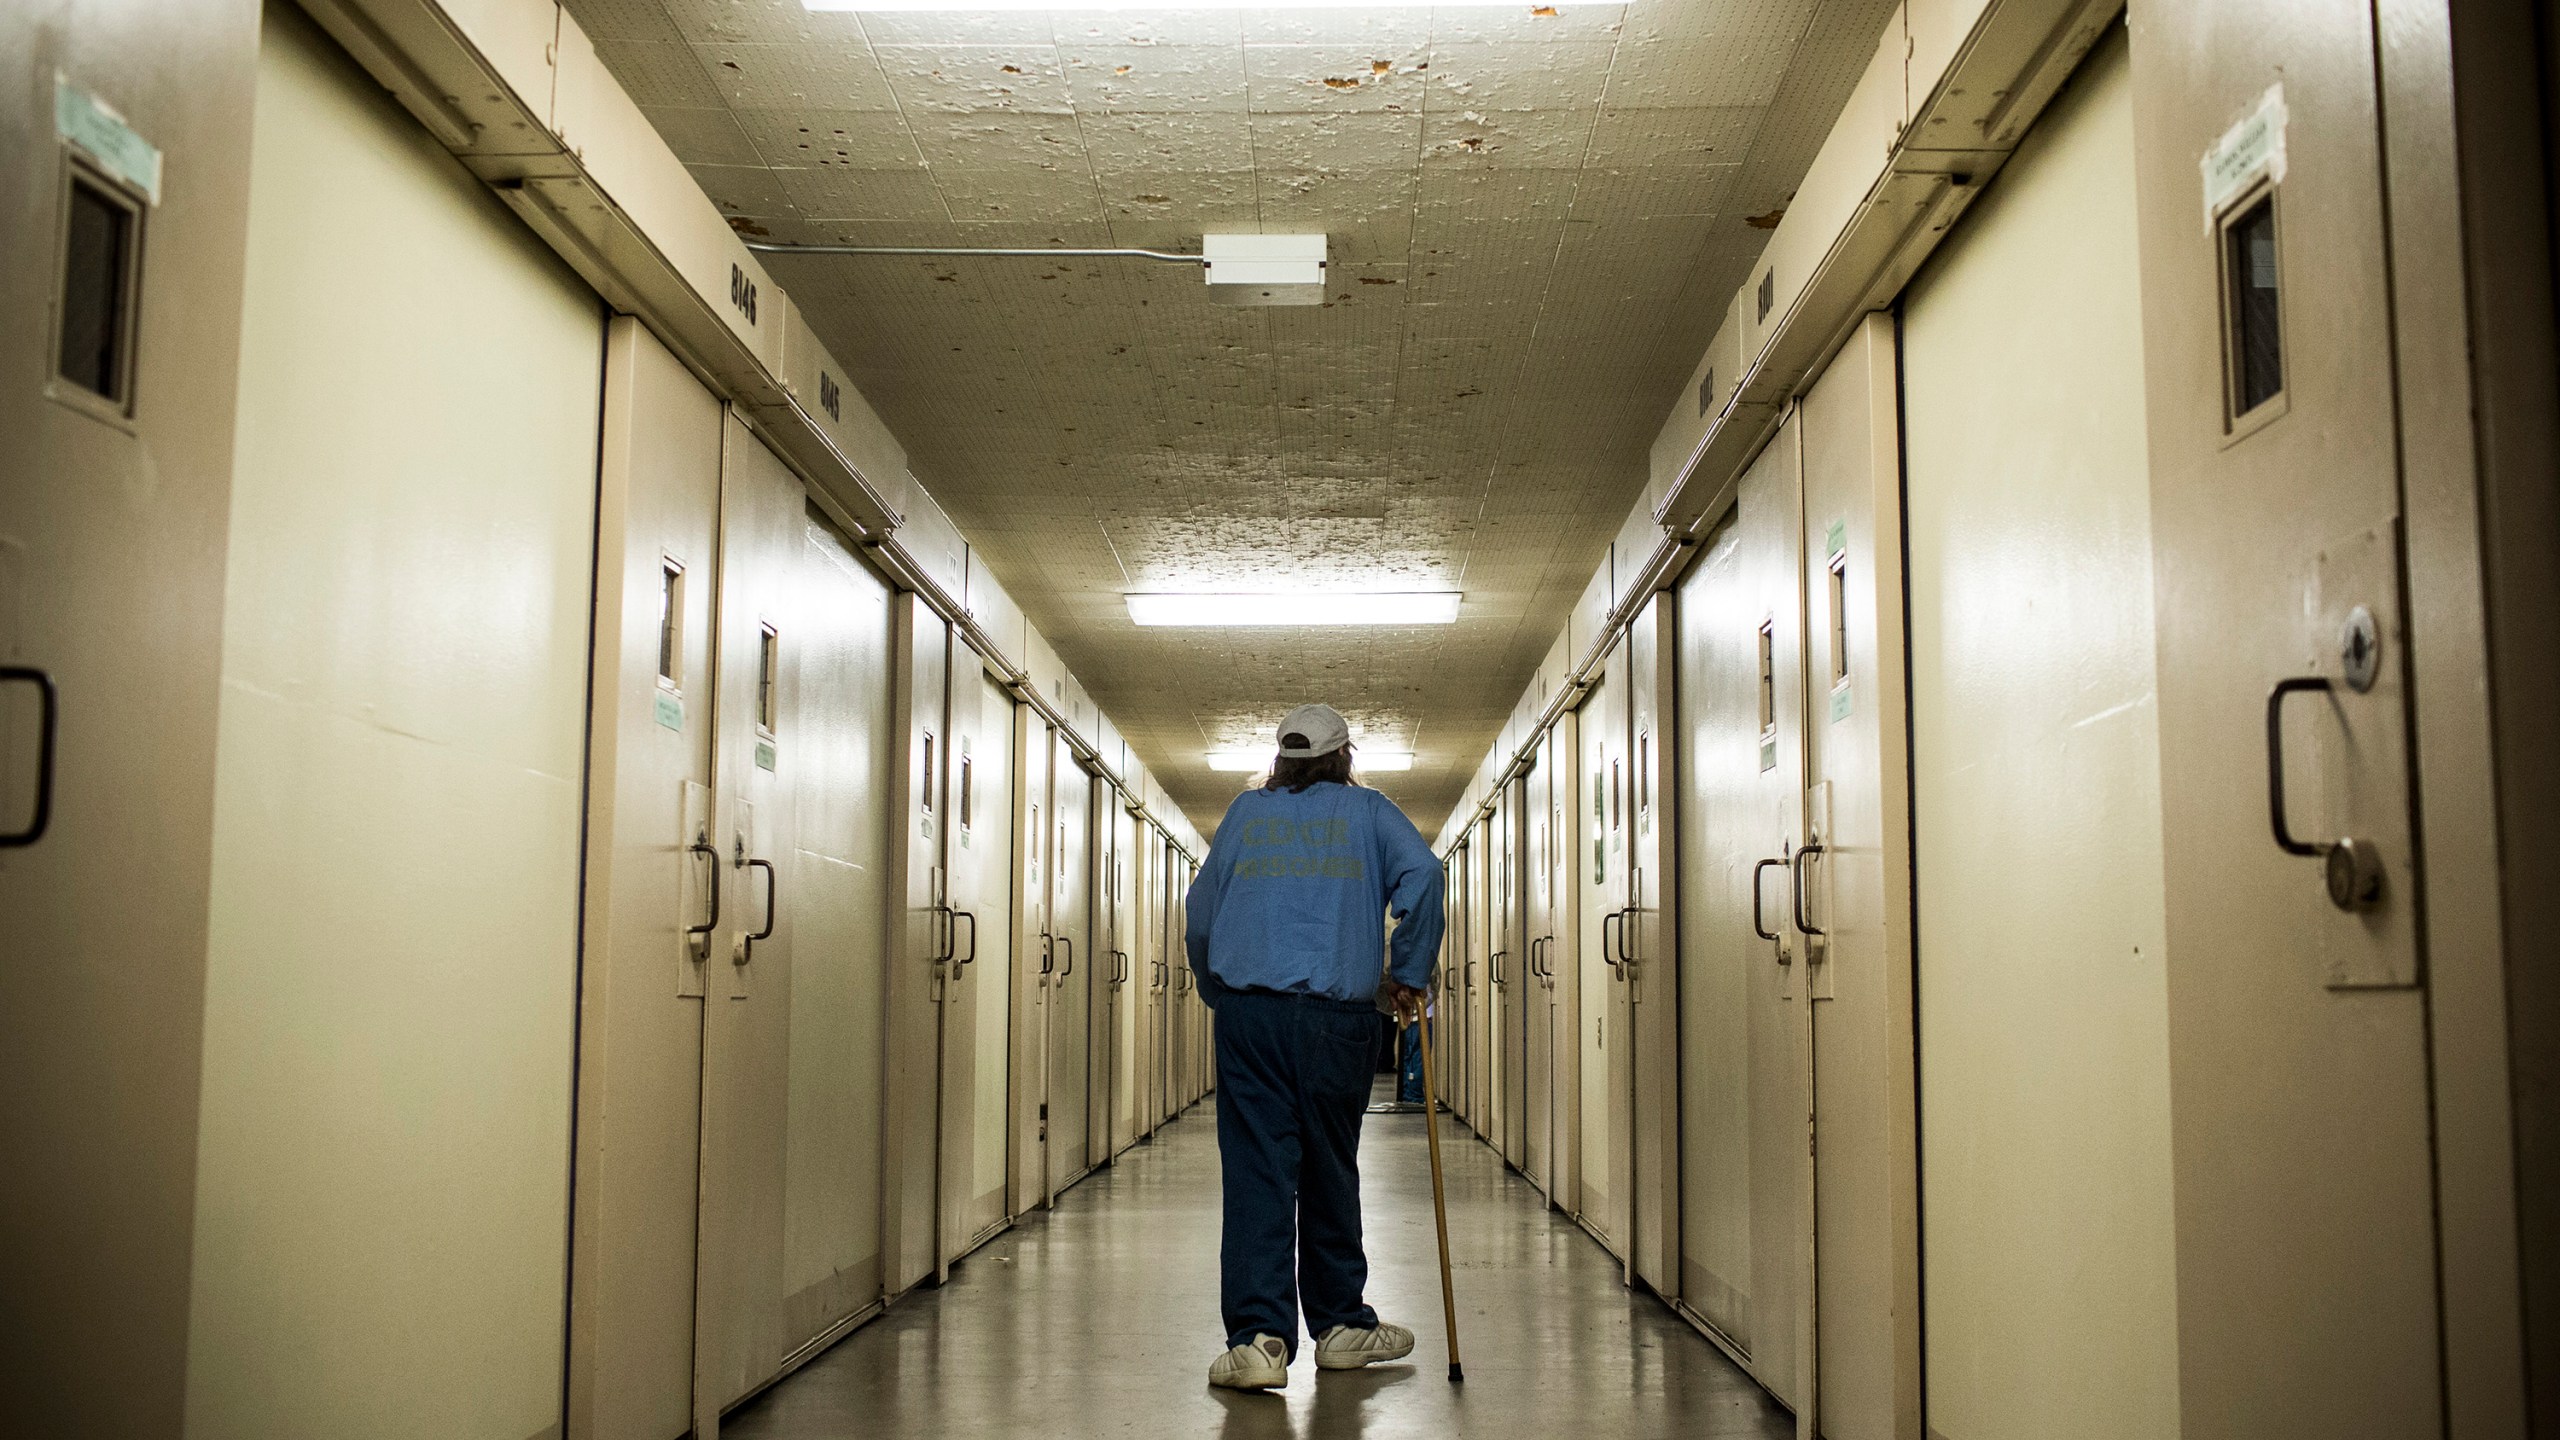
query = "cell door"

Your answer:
(886, 598), (950, 1293)
(2134, 5), (2443, 1433)
(938, 658), (1017, 1260)
(779, 519), (897, 1351)
(1467, 832), (1491, 1126)
(1108, 797), (1141, 1155)
(1574, 653), (1632, 1255)
(1626, 594), (1681, 1299)
(1548, 712), (1584, 1217)
(1050, 750), (1095, 1191)
(1672, 415), (1814, 1414)
(1523, 751), (1556, 1194)
(0, 6), (259, 1429)
(694, 414), (807, 1422)
(568, 320), (719, 1440)
(1009, 713), (1052, 1218)
(1501, 776), (1531, 1168)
